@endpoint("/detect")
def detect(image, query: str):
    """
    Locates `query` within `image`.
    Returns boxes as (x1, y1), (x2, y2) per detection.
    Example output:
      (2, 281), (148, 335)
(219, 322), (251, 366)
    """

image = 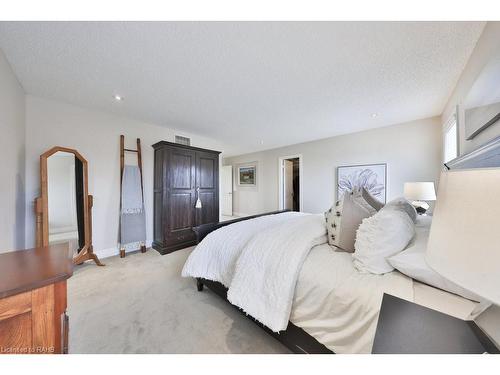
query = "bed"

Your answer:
(184, 211), (479, 354)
